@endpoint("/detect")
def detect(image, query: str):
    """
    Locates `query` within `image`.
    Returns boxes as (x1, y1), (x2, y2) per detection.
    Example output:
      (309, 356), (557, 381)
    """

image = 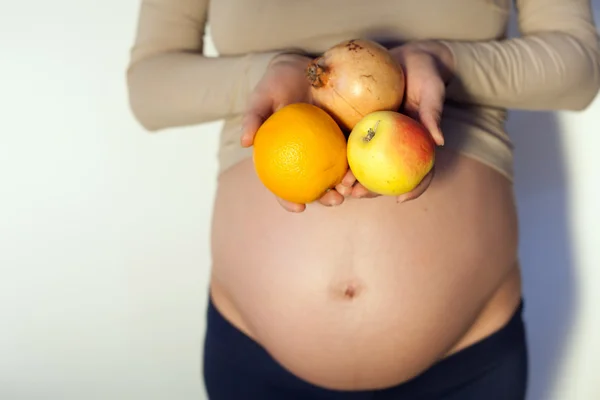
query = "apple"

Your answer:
(347, 111), (436, 196)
